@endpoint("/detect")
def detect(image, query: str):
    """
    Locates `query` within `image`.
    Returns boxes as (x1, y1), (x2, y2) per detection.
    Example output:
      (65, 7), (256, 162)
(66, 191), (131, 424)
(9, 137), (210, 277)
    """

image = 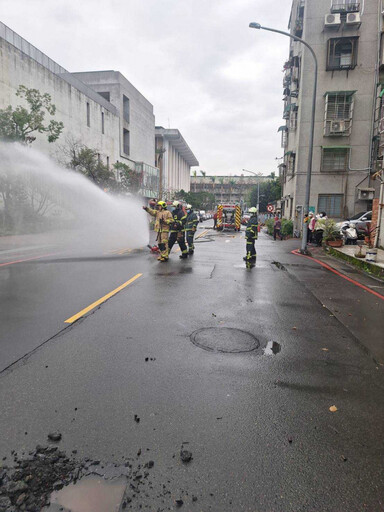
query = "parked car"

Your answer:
(337, 211), (371, 235)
